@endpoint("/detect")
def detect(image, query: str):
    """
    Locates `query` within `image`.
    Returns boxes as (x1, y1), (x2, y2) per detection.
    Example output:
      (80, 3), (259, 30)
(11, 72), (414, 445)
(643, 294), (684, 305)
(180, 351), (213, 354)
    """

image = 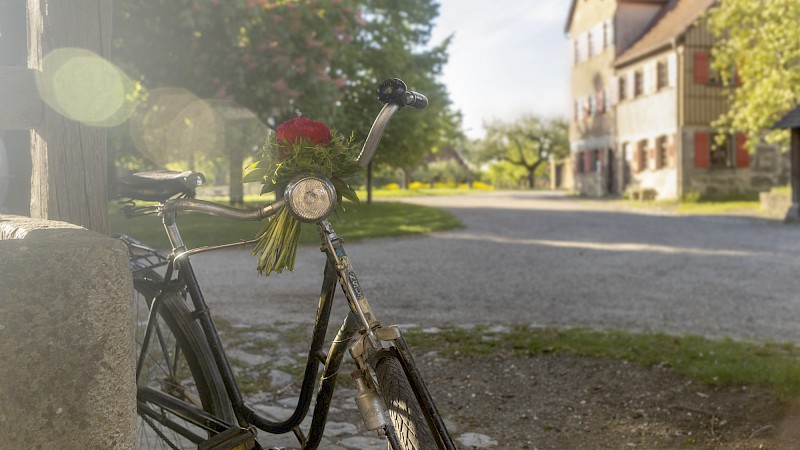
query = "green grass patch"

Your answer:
(406, 325), (800, 402)
(623, 198), (762, 216)
(770, 185), (791, 194)
(110, 199), (461, 250)
(355, 187), (479, 198)
(675, 200), (761, 215)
